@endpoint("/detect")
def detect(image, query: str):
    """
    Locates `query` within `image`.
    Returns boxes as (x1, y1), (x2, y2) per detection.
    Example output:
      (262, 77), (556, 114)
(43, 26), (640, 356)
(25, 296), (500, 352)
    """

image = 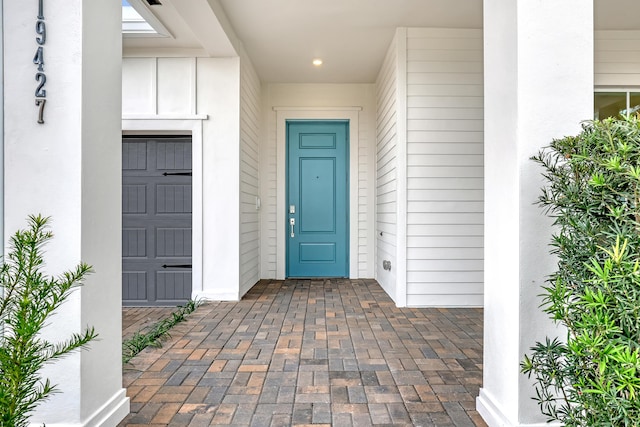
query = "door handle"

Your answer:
(161, 264), (192, 269)
(162, 172), (192, 176)
(289, 217), (295, 237)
